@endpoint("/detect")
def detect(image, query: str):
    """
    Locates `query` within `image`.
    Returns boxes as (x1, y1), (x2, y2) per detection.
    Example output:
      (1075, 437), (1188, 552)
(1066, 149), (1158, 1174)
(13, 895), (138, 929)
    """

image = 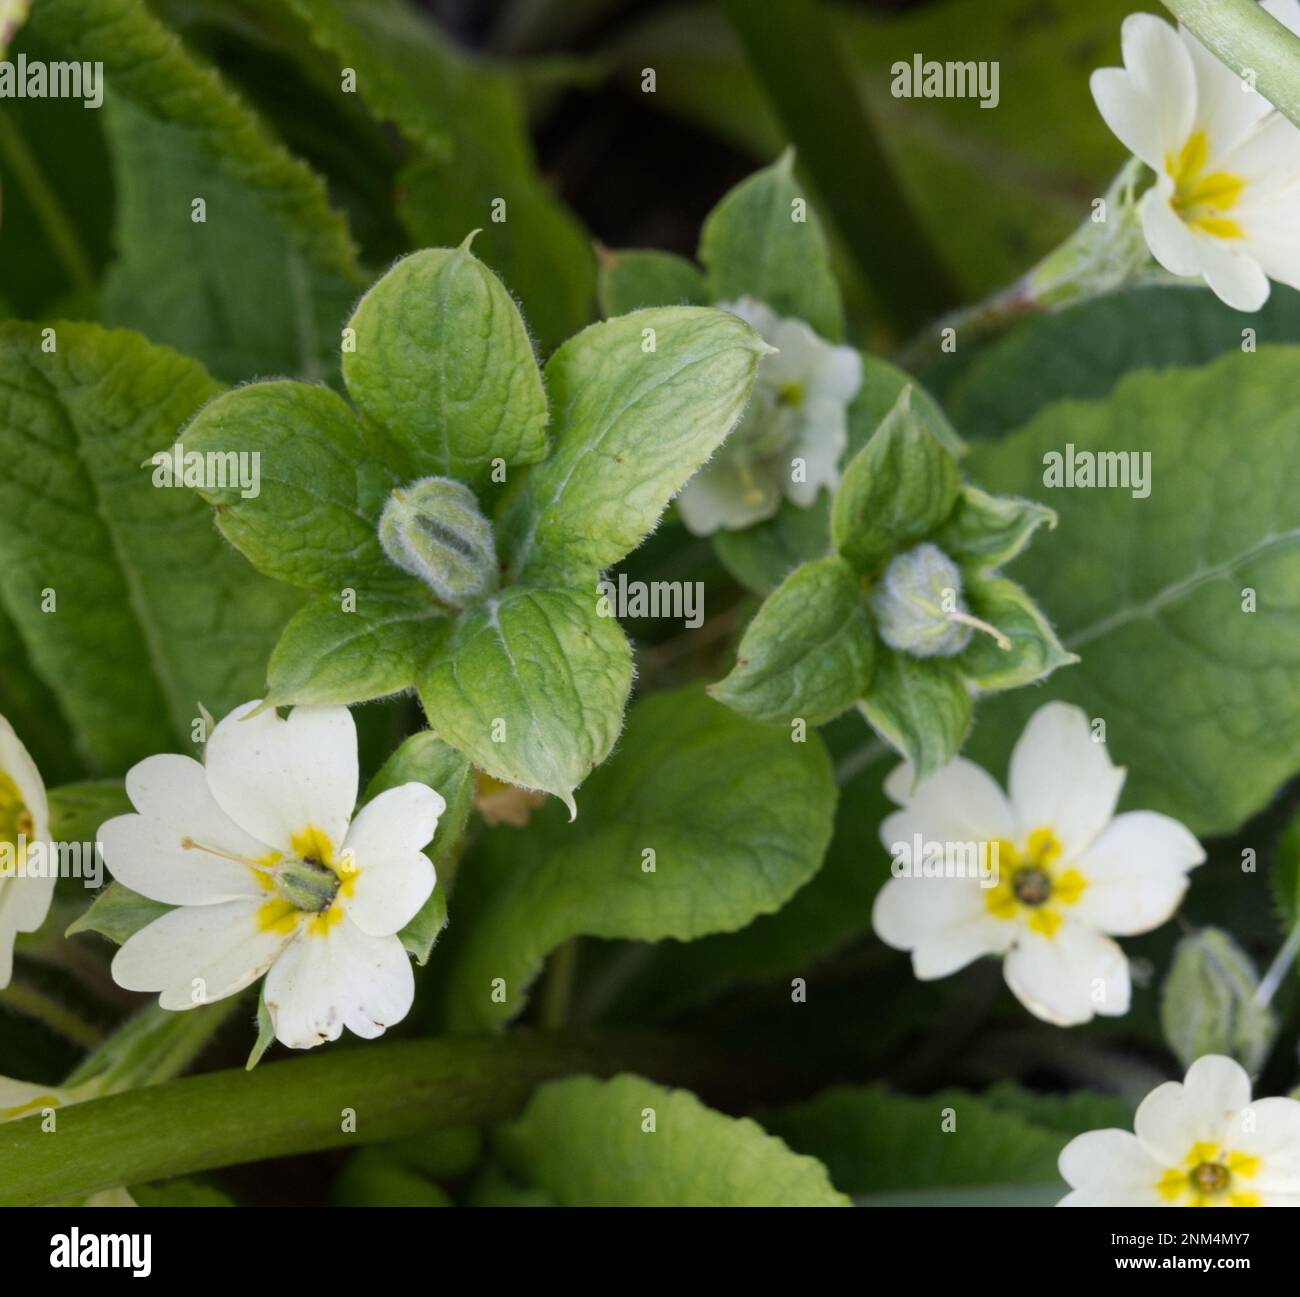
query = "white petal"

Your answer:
(1180, 29), (1274, 164)
(1140, 189), (1206, 277)
(344, 783), (444, 862)
(1231, 1097), (1300, 1192)
(264, 919), (413, 1049)
(785, 398), (846, 507)
(1002, 922), (1130, 1025)
(205, 702), (358, 856)
(111, 898), (294, 1010)
(719, 296), (778, 337)
(1121, 13), (1197, 156)
(1059, 1128), (1165, 1202)
(0, 1077), (70, 1123)
(1090, 67), (1166, 171)
(1198, 240), (1271, 310)
(872, 875), (1010, 979)
(1007, 702), (1125, 861)
(1135, 1056), (1252, 1163)
(675, 455), (783, 535)
(1071, 811), (1203, 935)
(812, 343), (863, 403)
(0, 872), (56, 937)
(881, 756), (1016, 845)
(102, 754), (277, 905)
